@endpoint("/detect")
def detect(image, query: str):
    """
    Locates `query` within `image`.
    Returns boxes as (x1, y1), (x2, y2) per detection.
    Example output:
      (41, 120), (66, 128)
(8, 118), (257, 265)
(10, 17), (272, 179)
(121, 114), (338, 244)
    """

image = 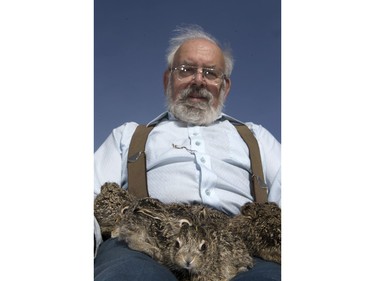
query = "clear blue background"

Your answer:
(94, 0), (281, 150)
